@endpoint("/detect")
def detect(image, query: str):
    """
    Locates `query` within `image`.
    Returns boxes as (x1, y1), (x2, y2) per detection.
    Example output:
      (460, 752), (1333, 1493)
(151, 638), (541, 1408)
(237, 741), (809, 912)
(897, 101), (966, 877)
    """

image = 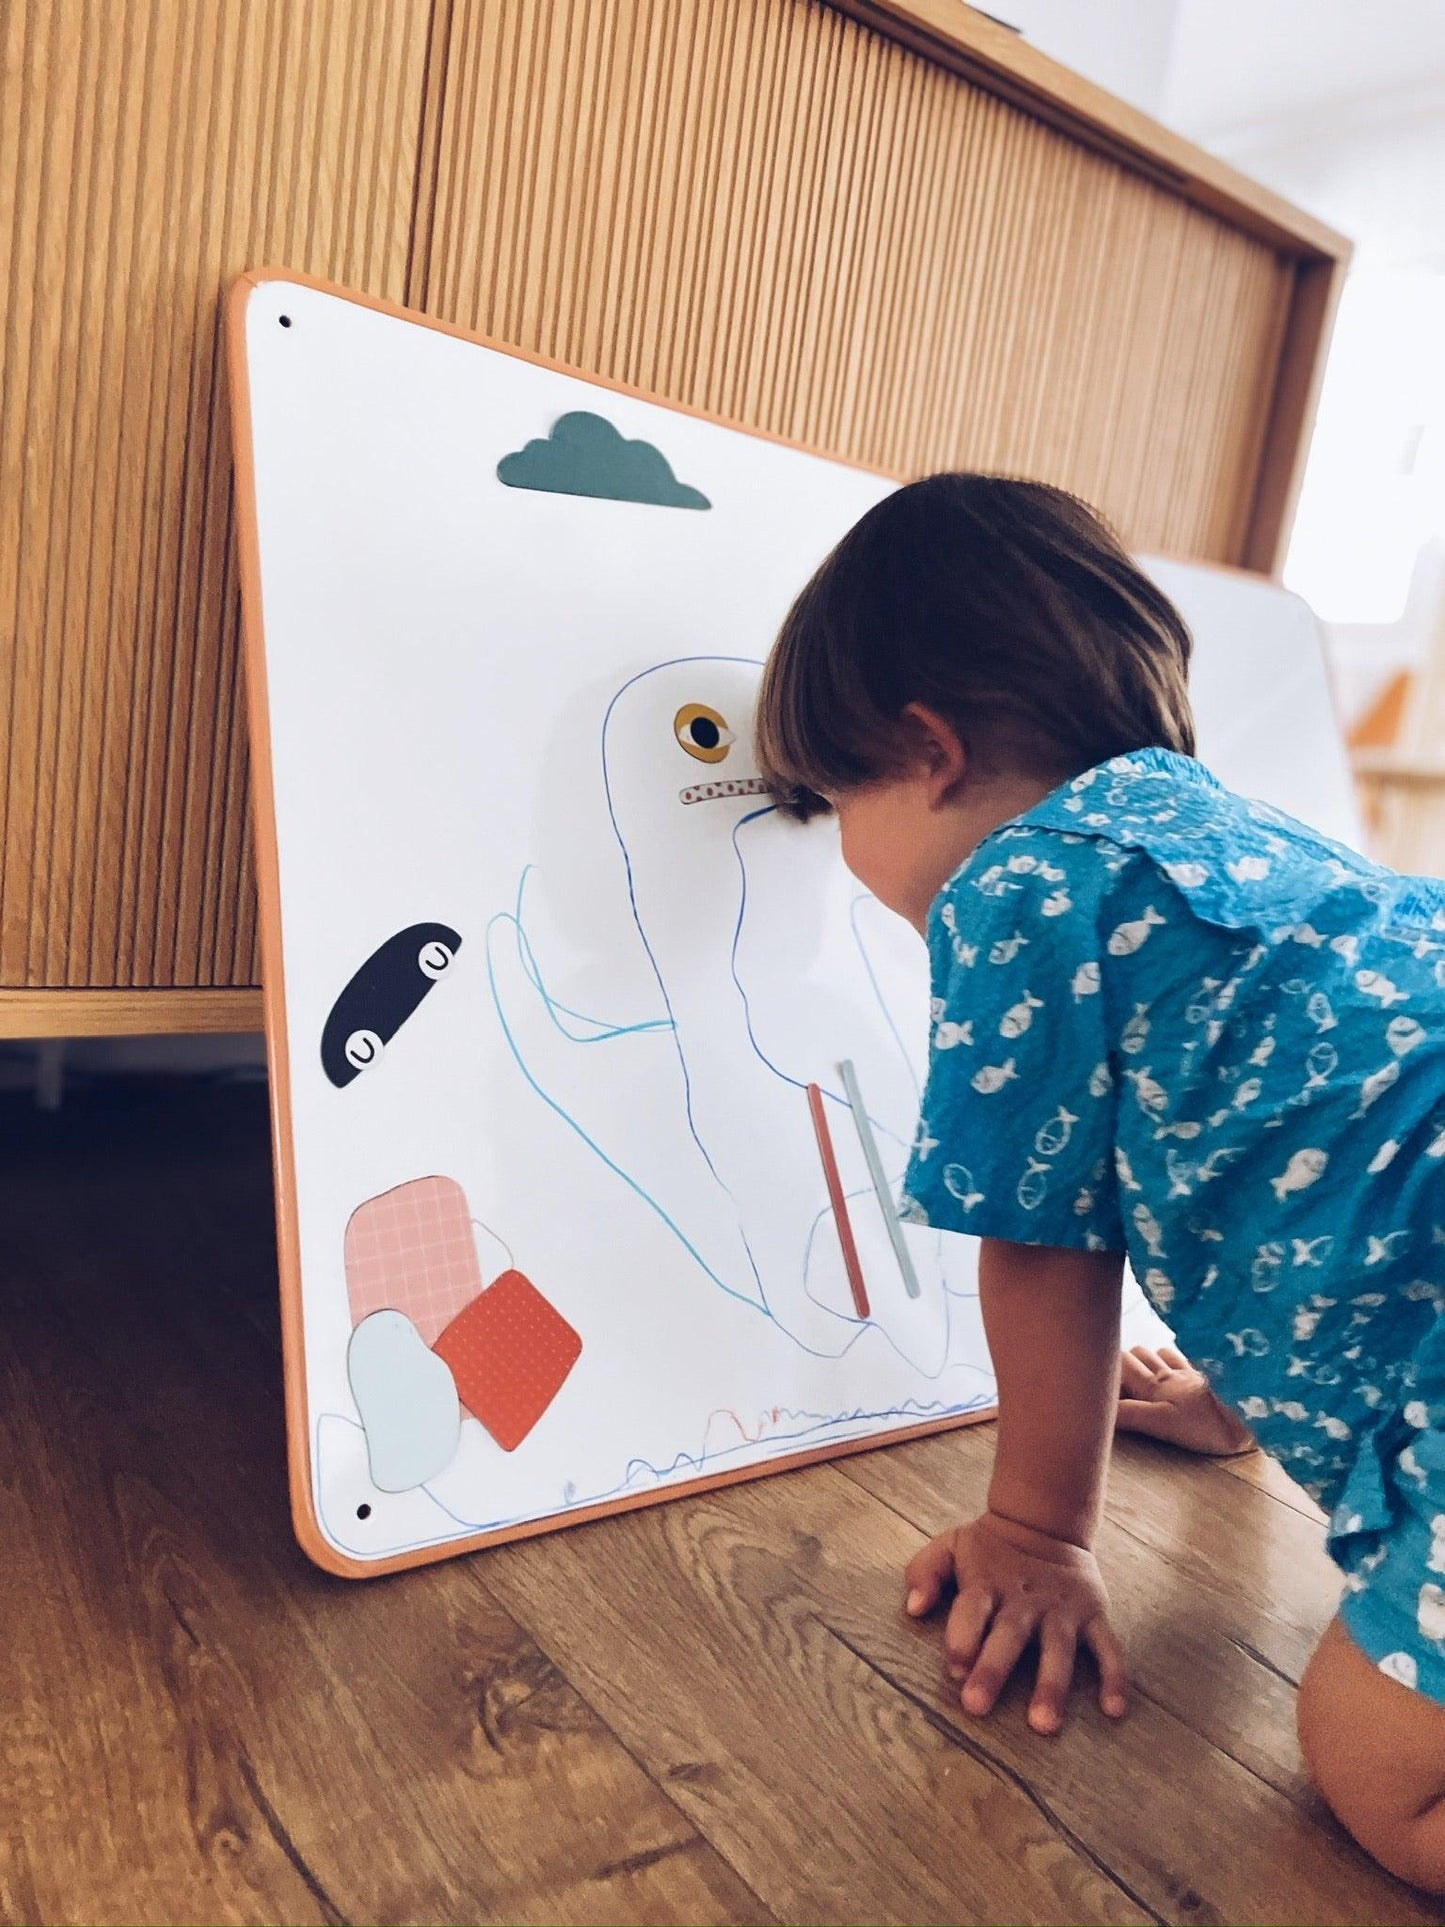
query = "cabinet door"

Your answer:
(0, 0), (434, 989)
